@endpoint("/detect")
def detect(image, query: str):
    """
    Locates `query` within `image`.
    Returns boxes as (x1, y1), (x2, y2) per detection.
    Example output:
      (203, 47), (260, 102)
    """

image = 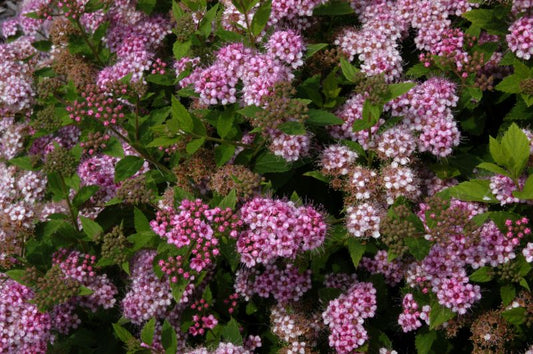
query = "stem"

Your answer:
(108, 126), (174, 177)
(59, 174), (80, 232)
(74, 19), (105, 67)
(241, 3), (256, 49)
